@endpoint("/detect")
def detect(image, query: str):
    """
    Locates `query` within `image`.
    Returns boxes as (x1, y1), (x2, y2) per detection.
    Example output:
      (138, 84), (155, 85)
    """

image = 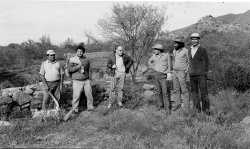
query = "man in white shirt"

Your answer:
(39, 50), (64, 110)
